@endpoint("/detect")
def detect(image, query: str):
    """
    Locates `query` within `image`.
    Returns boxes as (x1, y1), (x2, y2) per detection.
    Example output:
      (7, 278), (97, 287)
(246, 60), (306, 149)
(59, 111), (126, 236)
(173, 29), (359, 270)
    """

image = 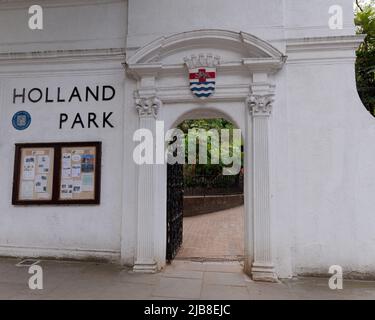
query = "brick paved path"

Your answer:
(177, 205), (244, 260)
